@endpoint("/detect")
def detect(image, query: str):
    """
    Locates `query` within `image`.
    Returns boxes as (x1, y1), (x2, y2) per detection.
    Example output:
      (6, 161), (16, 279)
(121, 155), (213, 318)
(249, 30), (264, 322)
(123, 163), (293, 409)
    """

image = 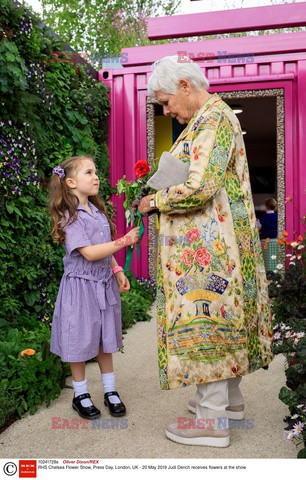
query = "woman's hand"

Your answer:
(138, 195), (155, 215)
(115, 271), (130, 292)
(123, 226), (140, 246)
